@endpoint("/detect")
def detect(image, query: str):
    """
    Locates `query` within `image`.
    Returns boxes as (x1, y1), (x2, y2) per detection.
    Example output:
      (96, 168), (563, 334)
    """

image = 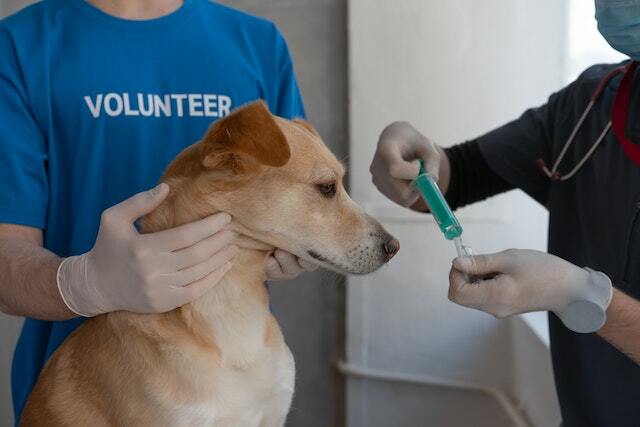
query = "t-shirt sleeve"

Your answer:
(268, 27), (306, 120)
(476, 88), (569, 206)
(0, 29), (48, 229)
